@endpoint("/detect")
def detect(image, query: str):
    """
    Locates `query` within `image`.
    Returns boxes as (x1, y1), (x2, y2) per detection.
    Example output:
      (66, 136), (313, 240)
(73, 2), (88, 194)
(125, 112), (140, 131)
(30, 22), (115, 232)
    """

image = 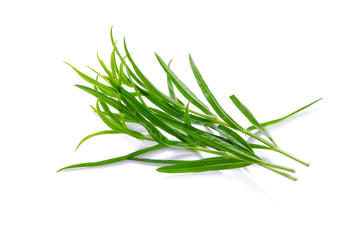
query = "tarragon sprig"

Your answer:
(58, 27), (322, 181)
